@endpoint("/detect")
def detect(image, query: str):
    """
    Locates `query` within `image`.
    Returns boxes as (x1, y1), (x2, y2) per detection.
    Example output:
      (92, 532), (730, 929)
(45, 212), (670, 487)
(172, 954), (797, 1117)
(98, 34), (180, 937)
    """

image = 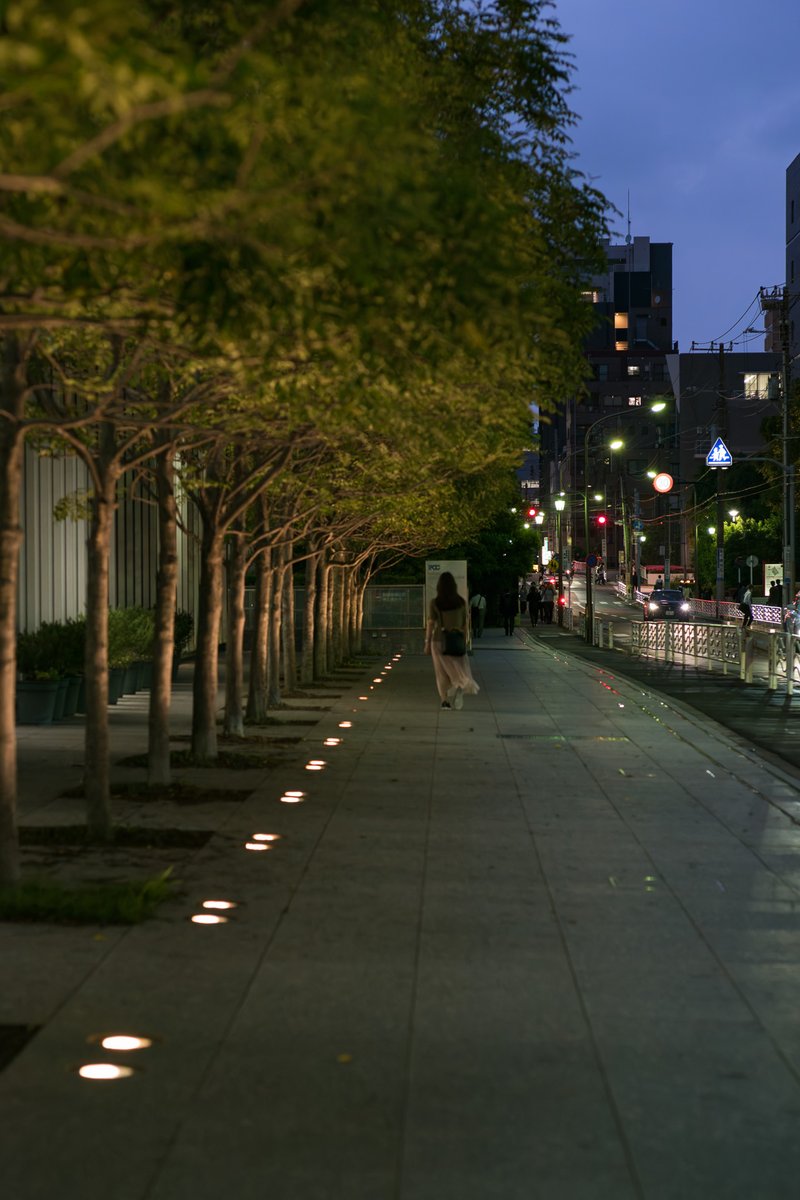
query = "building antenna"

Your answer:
(625, 190), (632, 245)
